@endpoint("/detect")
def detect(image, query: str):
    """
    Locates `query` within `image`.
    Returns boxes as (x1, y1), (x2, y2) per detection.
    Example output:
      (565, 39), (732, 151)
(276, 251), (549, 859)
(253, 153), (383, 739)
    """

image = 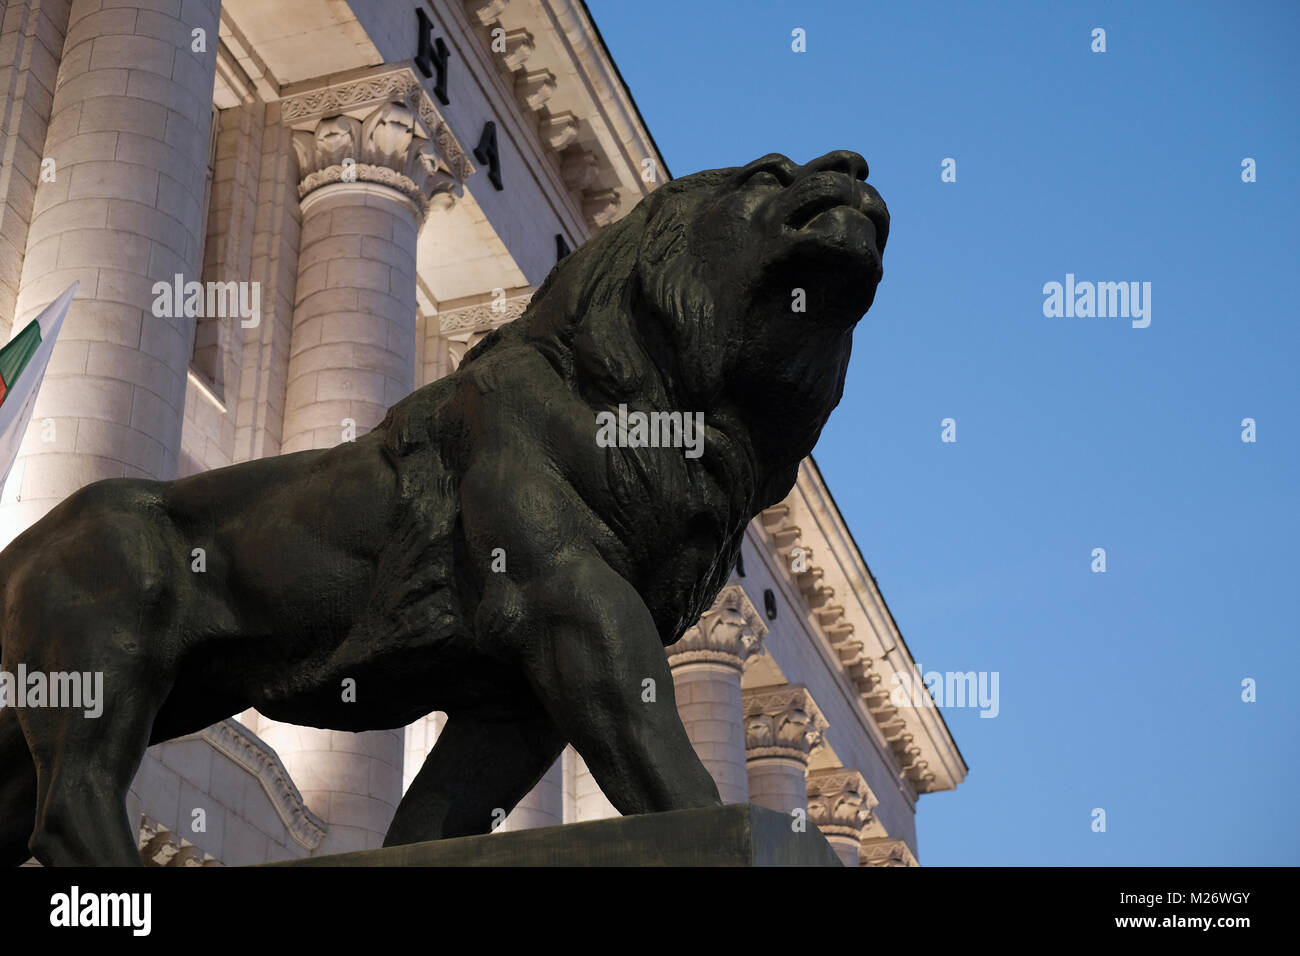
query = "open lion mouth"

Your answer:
(784, 174), (889, 250)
